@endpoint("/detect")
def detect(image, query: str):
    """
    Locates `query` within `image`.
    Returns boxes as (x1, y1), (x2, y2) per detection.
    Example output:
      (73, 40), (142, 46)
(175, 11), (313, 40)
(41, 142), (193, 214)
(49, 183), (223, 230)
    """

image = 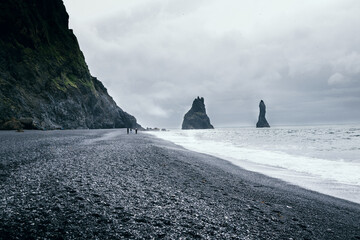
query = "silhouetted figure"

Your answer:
(127, 128), (129, 134)
(135, 128), (138, 134)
